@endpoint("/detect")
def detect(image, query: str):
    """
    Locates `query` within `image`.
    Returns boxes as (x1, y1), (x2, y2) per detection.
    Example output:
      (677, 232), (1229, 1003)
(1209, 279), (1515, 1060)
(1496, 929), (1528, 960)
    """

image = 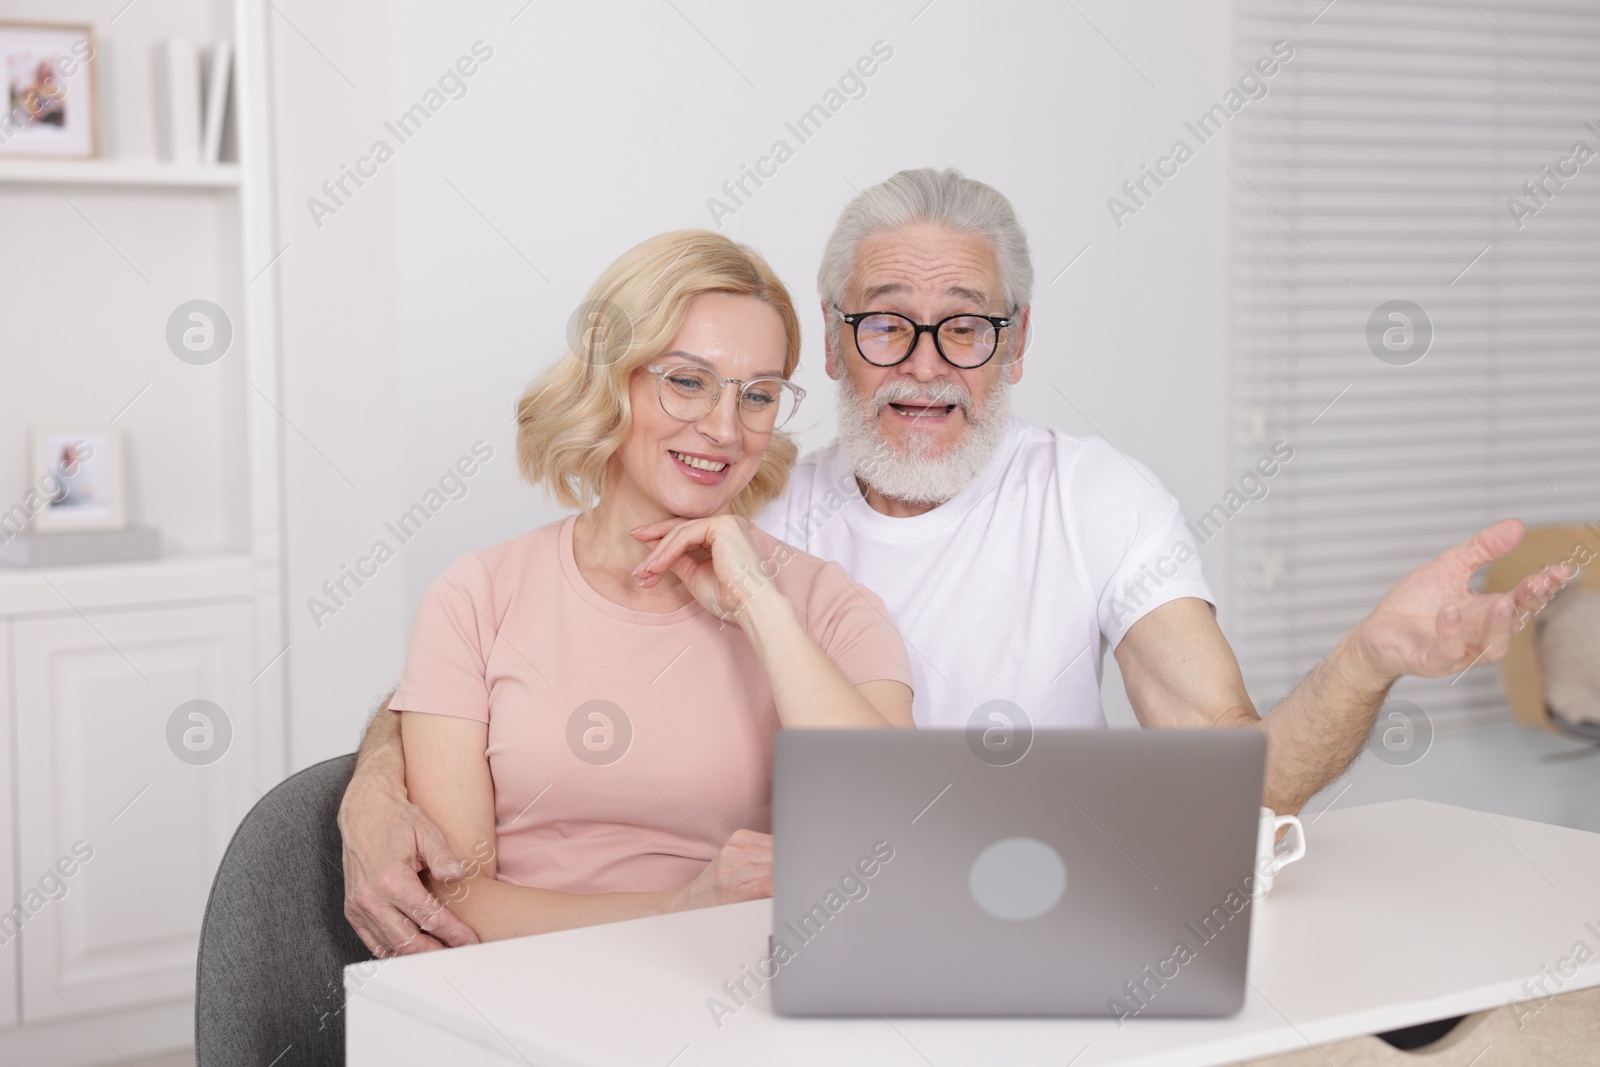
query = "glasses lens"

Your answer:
(739, 379), (796, 432)
(855, 313), (914, 365)
(937, 316), (999, 367)
(658, 366), (716, 421)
